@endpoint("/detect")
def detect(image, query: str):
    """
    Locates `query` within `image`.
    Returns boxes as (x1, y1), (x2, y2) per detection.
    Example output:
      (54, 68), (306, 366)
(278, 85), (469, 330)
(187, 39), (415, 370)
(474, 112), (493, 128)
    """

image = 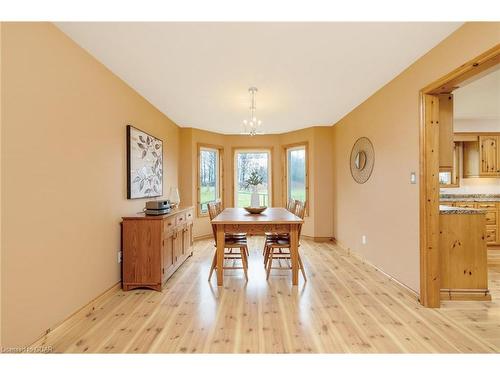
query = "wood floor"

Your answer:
(33, 238), (500, 353)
